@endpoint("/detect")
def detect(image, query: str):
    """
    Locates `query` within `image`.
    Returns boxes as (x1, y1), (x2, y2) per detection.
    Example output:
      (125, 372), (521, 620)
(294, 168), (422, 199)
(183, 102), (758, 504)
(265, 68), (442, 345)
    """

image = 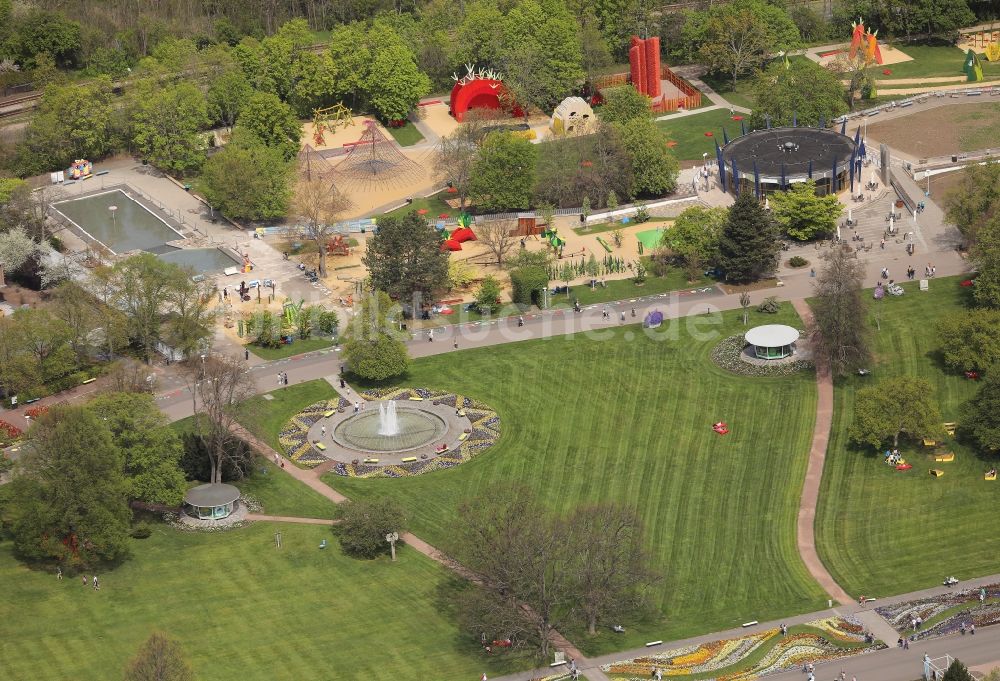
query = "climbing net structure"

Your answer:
(333, 120), (424, 192)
